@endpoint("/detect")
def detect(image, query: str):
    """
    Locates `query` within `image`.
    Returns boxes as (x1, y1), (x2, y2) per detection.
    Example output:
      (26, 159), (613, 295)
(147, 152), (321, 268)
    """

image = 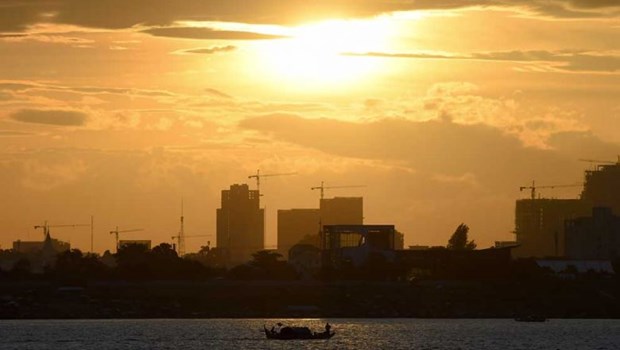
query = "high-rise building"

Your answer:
(565, 207), (620, 260)
(513, 160), (620, 258)
(320, 197), (363, 227)
(514, 198), (590, 258)
(216, 184), (264, 265)
(581, 162), (620, 214)
(277, 208), (320, 257)
(277, 197), (364, 260)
